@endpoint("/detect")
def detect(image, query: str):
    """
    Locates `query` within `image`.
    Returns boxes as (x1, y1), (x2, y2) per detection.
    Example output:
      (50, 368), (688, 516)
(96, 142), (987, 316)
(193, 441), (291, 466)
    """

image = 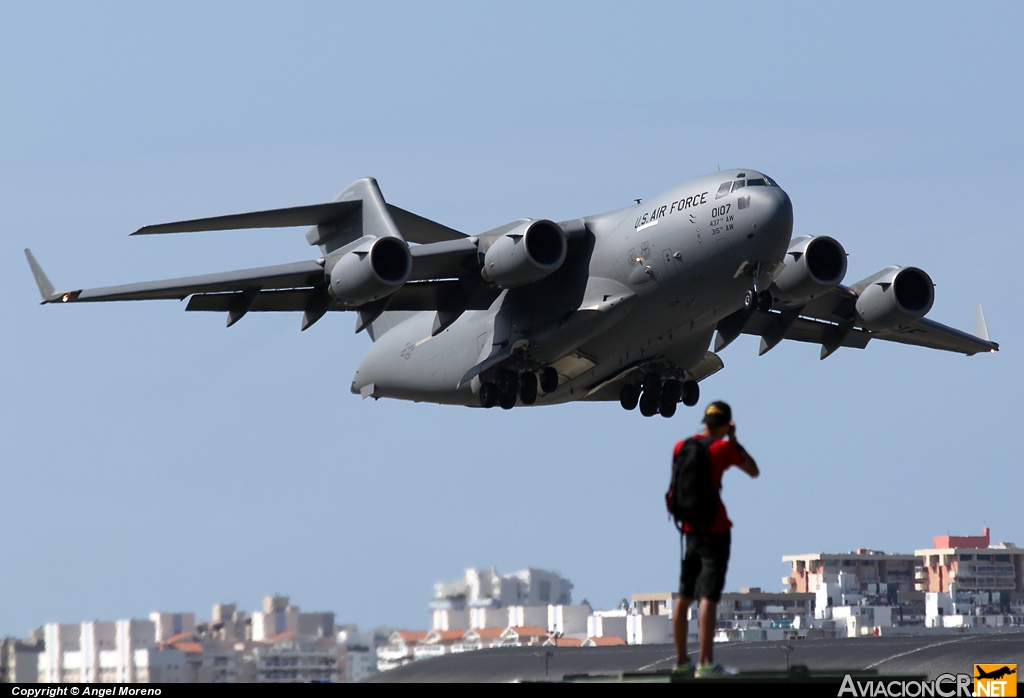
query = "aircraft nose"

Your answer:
(752, 186), (793, 243)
